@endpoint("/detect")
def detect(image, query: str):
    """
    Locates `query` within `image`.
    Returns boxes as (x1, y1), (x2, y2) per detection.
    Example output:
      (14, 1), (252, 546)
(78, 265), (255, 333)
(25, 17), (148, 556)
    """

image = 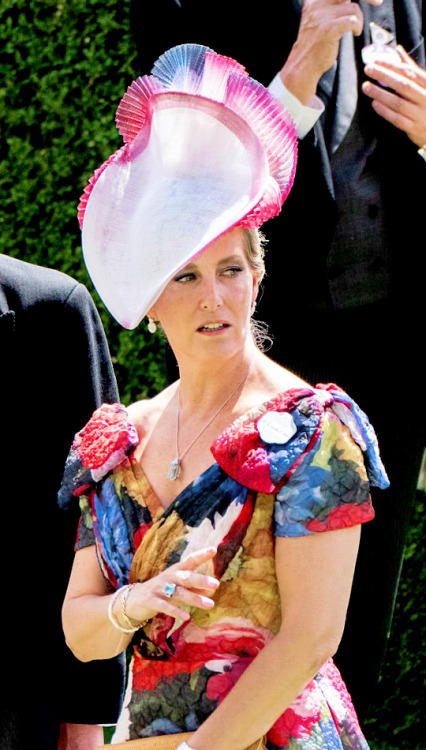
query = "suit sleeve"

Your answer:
(64, 282), (118, 408)
(54, 283), (125, 725)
